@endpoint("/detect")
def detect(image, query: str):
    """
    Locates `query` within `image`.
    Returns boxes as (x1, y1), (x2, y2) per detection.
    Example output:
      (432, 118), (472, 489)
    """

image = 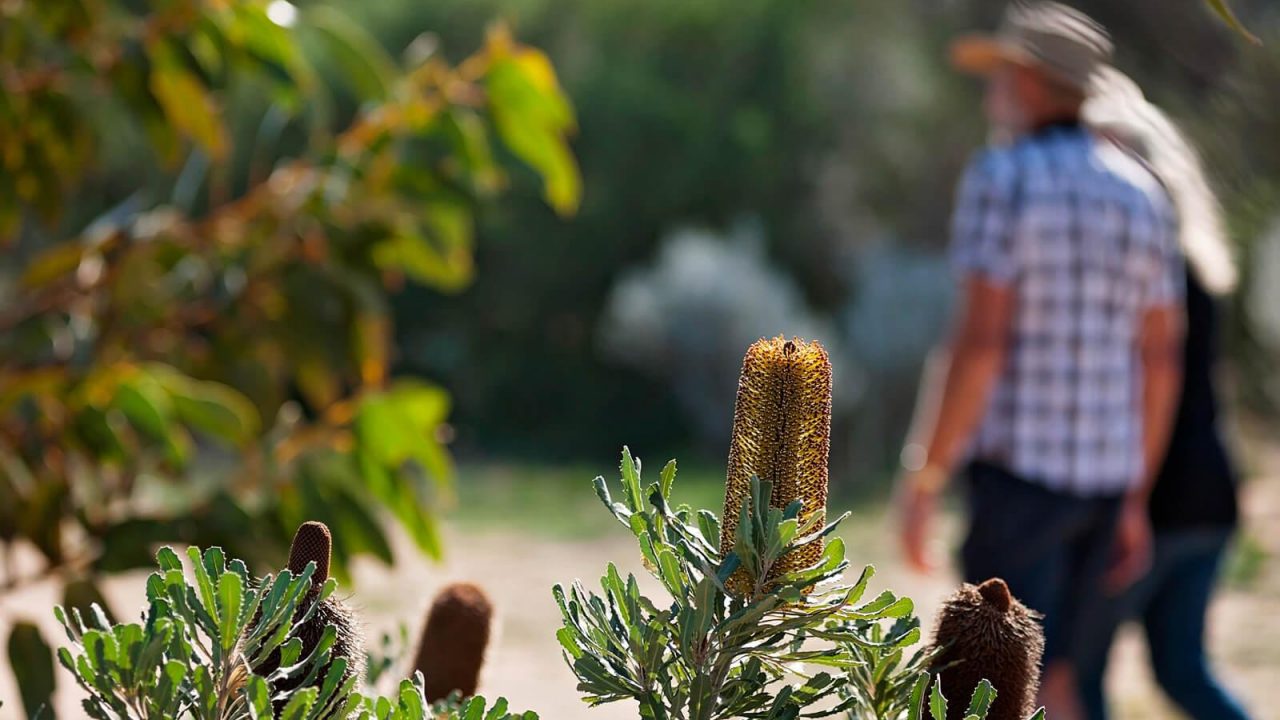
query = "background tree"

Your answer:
(350, 0), (1276, 474)
(0, 0), (579, 610)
